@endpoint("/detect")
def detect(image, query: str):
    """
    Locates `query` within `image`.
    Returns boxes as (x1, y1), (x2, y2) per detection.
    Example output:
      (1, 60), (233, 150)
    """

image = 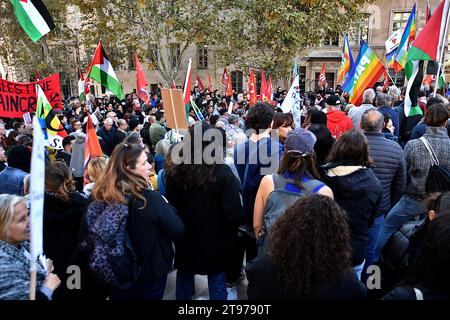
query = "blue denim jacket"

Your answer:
(0, 167), (27, 196)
